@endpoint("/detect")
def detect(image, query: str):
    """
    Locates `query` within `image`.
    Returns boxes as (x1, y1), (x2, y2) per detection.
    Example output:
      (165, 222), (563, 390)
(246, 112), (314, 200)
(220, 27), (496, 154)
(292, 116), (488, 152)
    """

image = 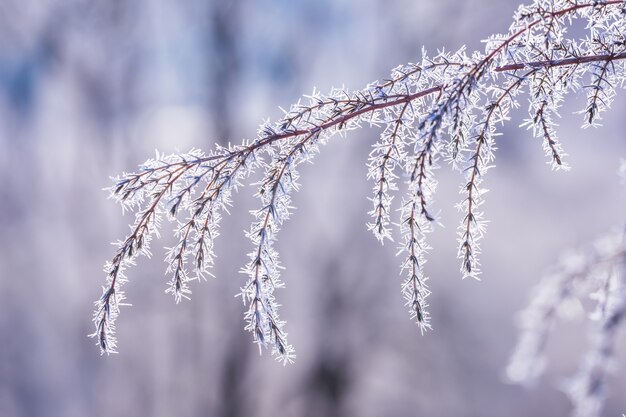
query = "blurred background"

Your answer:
(0, 1), (625, 416)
